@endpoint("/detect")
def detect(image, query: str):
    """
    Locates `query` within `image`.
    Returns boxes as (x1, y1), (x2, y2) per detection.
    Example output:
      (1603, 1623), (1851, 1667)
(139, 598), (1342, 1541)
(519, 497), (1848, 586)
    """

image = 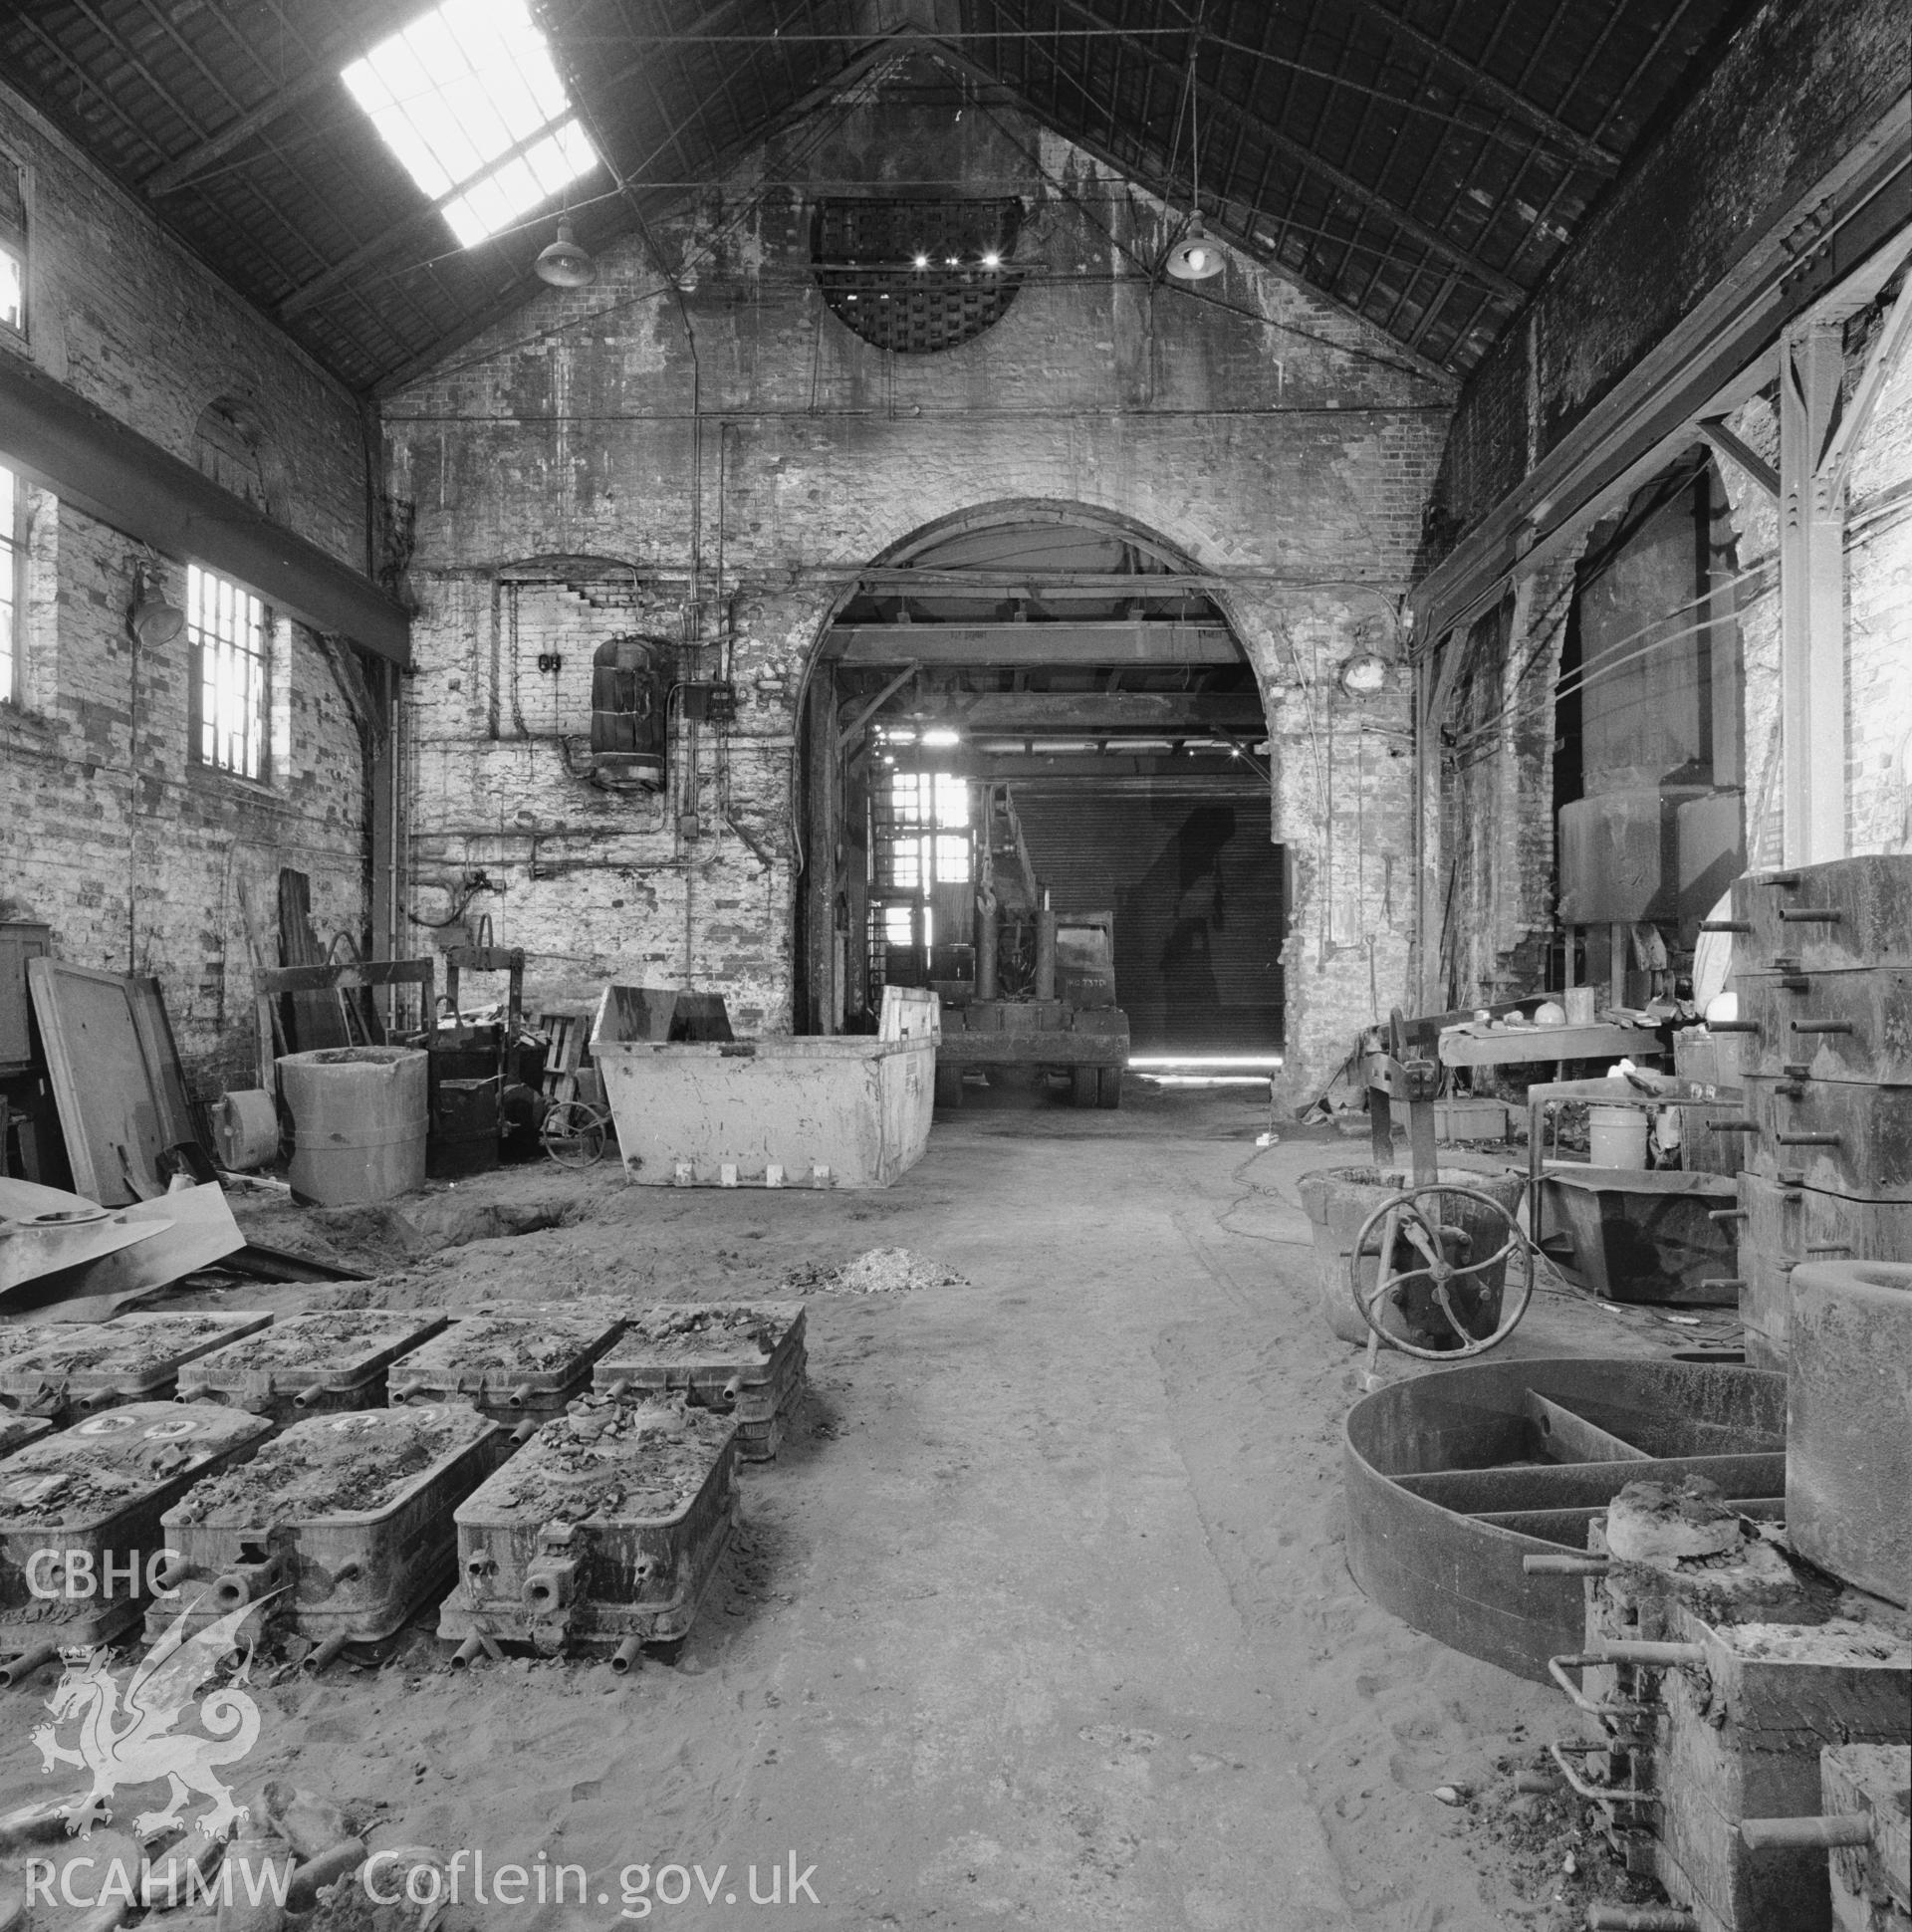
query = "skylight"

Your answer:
(343, 0), (598, 249)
